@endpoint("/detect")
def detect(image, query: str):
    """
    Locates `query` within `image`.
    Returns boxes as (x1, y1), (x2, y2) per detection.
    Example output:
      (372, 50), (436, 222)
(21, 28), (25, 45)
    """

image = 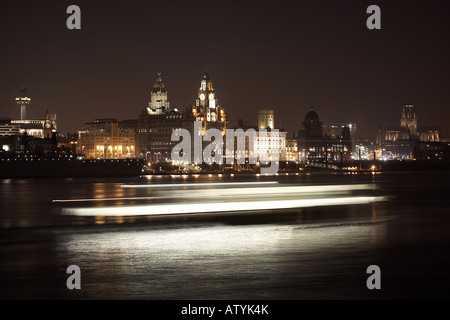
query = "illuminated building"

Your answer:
(353, 137), (376, 161)
(11, 119), (46, 138)
(138, 110), (196, 163)
(15, 87), (31, 121)
(256, 128), (287, 162)
(255, 110), (286, 161)
(138, 73), (195, 163)
(413, 141), (450, 161)
(419, 127), (440, 142)
(43, 110), (57, 138)
(1, 115), (58, 155)
(297, 106), (352, 162)
(0, 119), (20, 152)
(225, 111), (287, 166)
(286, 137), (299, 162)
(147, 72), (171, 115)
(189, 70), (227, 134)
(11, 87), (57, 139)
(377, 104), (441, 159)
(2, 87), (59, 153)
(258, 110), (274, 130)
(323, 122), (357, 152)
(400, 104), (418, 137)
(139, 70), (227, 164)
(0, 120), (20, 136)
(11, 113), (57, 139)
(77, 119), (136, 159)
